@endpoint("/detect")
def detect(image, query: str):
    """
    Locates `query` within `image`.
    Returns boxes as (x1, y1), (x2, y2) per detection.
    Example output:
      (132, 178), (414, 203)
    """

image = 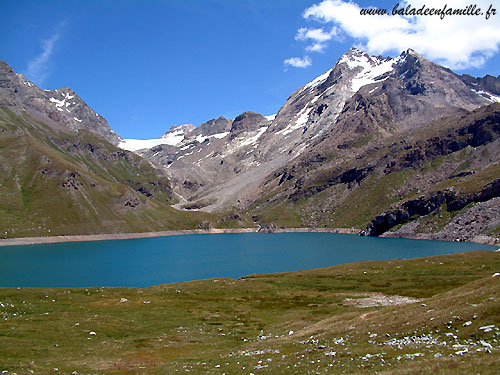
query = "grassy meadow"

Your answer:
(0, 250), (499, 374)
